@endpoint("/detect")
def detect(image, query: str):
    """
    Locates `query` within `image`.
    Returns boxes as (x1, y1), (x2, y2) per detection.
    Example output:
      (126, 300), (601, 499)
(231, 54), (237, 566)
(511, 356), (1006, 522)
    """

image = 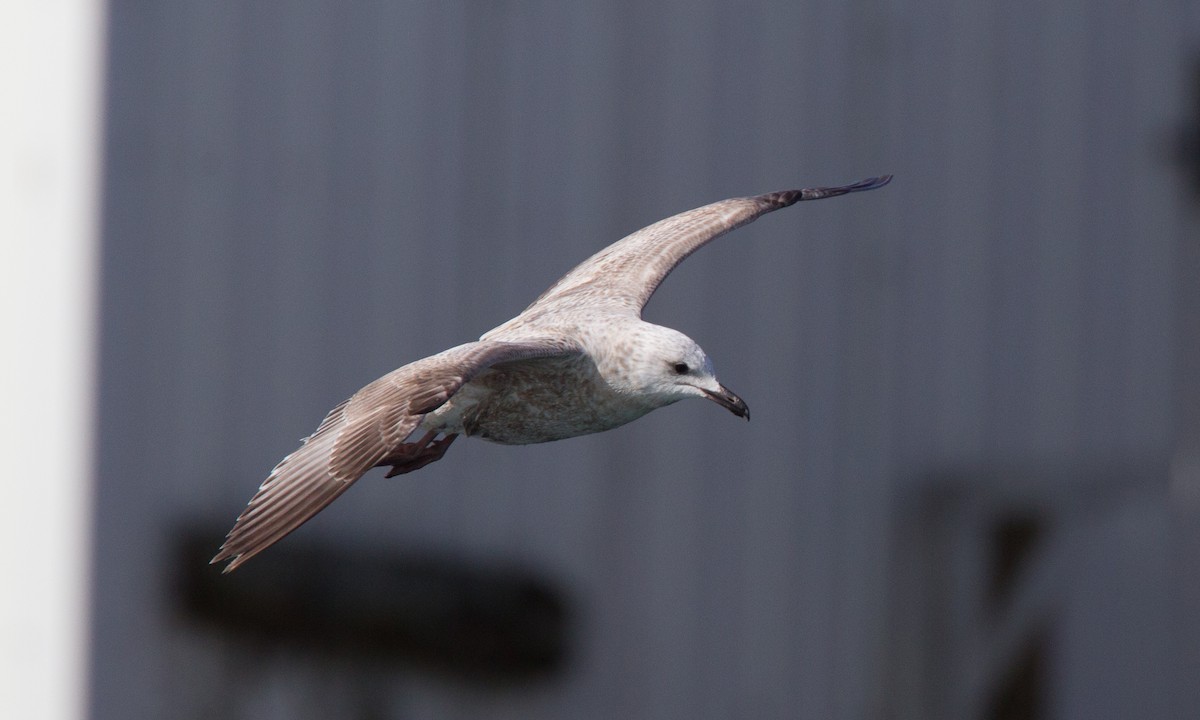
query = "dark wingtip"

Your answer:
(758, 174), (893, 208)
(842, 174), (893, 192)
